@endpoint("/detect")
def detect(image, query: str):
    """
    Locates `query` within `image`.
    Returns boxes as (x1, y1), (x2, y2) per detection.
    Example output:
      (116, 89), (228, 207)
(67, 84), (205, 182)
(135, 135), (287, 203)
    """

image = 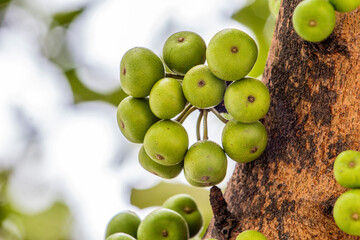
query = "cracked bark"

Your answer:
(204, 1), (360, 240)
